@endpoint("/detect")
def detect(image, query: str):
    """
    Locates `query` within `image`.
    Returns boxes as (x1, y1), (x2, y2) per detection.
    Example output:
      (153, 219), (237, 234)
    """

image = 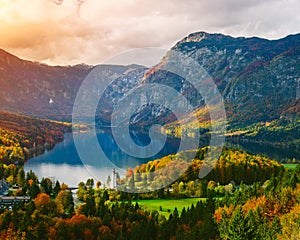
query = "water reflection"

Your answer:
(25, 129), (299, 187)
(25, 129), (180, 186)
(226, 140), (300, 162)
